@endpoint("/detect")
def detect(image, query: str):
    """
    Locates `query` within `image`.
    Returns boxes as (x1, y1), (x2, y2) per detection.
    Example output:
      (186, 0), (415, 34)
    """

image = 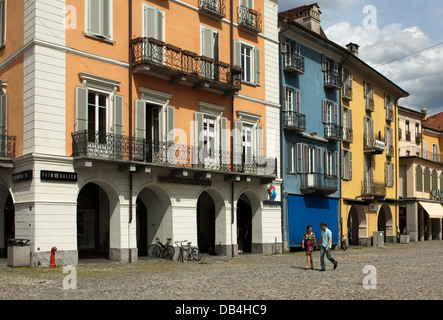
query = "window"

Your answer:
(364, 81), (374, 111)
(201, 26), (219, 79)
(203, 115), (216, 159)
(385, 162), (394, 187)
(405, 120), (411, 141)
(143, 4), (165, 41)
(0, 0), (5, 47)
(424, 167), (431, 192)
(234, 117), (263, 170)
(432, 169), (438, 190)
(287, 143), (295, 173)
(342, 106), (353, 141)
(385, 126), (394, 156)
(234, 41), (261, 85)
(432, 144), (439, 162)
(416, 165), (423, 192)
(342, 150), (352, 180)
(87, 91), (108, 143)
(86, 0), (113, 40)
